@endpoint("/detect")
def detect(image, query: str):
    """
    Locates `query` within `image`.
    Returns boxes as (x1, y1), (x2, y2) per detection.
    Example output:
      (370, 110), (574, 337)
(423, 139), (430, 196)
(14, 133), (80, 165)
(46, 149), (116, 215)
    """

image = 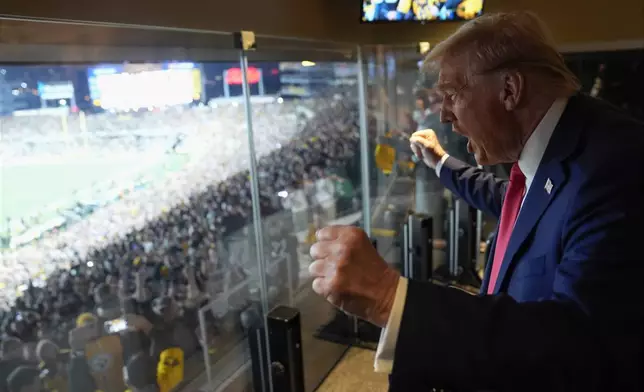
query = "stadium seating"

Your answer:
(0, 92), (369, 391)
